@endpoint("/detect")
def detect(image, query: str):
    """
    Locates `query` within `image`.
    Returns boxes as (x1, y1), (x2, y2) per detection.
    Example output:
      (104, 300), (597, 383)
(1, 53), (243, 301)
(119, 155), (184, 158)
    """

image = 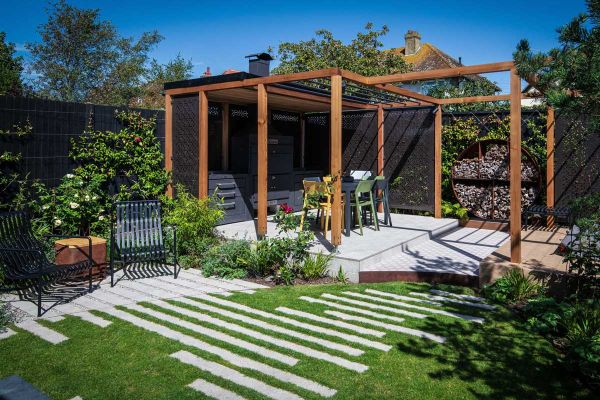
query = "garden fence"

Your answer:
(0, 95), (165, 188)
